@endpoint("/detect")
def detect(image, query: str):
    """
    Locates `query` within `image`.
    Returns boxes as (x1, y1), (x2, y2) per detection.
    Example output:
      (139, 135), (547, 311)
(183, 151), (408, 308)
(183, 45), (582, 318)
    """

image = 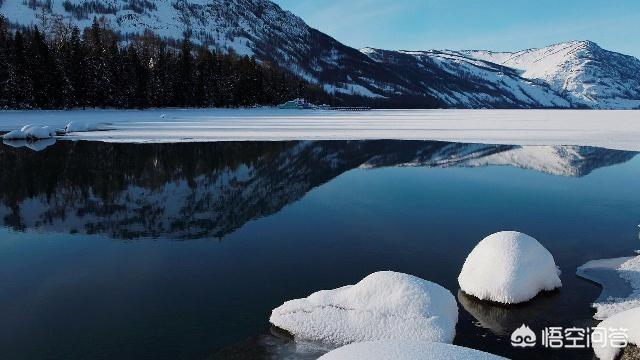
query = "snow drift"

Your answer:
(65, 121), (102, 133)
(592, 306), (640, 360)
(269, 271), (458, 346)
(318, 340), (506, 360)
(577, 255), (640, 320)
(2, 125), (56, 140)
(458, 231), (562, 304)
